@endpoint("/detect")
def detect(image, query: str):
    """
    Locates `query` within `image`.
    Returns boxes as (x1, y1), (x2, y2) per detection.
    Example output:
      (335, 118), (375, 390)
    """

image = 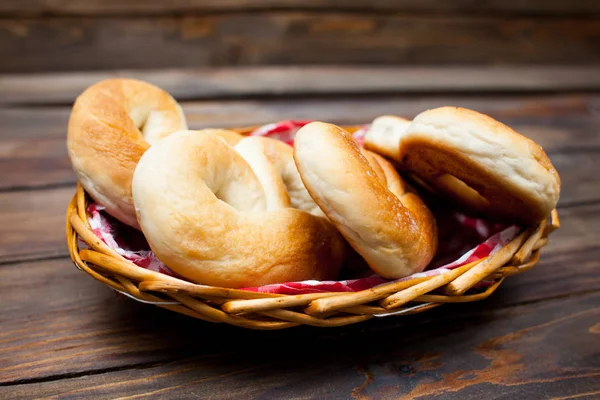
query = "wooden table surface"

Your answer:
(1, 66), (599, 399)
